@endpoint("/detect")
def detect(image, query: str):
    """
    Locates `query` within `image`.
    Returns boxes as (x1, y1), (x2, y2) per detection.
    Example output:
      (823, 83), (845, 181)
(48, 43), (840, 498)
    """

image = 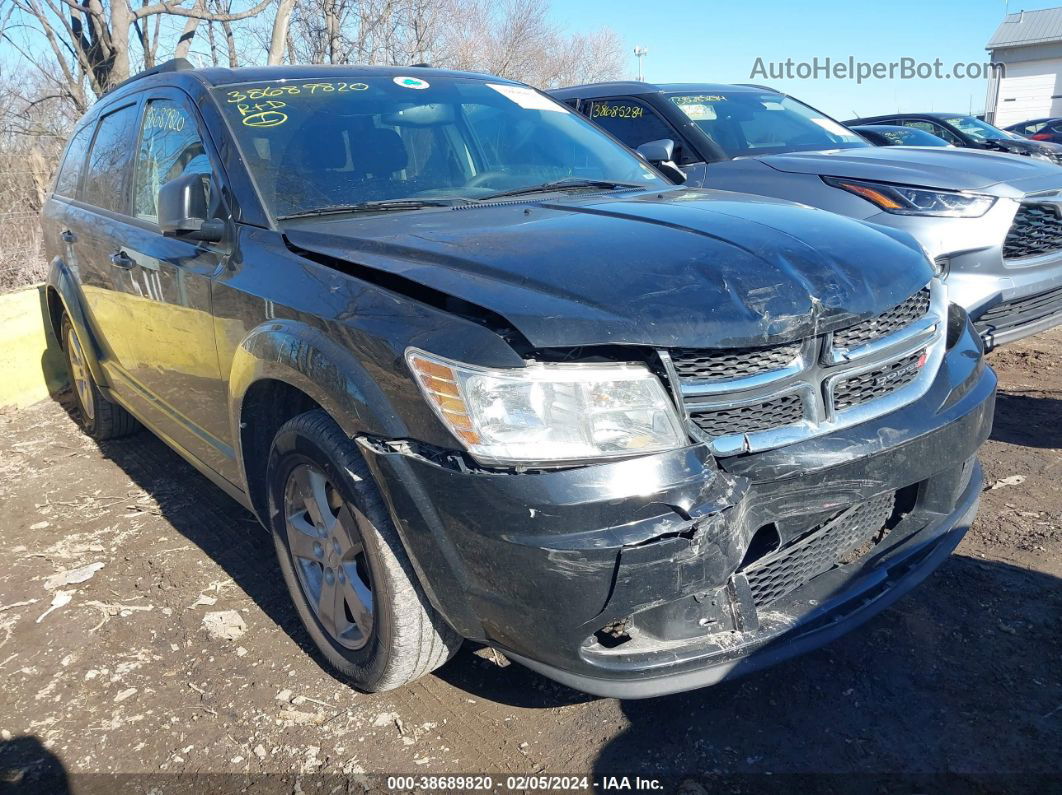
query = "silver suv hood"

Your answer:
(759, 147), (1062, 197)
